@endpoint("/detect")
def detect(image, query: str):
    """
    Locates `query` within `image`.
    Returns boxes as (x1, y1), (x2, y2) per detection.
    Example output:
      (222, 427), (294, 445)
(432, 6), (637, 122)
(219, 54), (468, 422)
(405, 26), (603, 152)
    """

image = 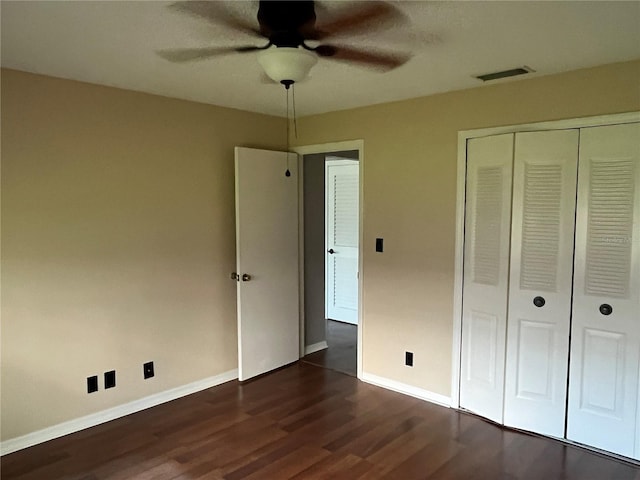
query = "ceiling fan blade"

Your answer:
(317, 44), (411, 71)
(157, 46), (261, 63)
(169, 1), (263, 38)
(312, 1), (407, 40)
